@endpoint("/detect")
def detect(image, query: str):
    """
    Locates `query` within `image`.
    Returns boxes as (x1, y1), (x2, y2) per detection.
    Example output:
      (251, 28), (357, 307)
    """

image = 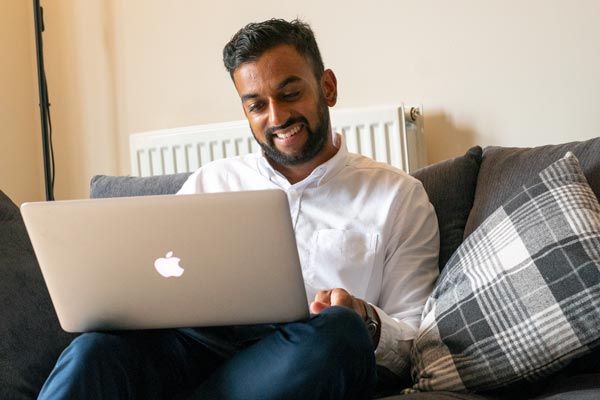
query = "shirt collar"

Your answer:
(256, 133), (348, 189)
